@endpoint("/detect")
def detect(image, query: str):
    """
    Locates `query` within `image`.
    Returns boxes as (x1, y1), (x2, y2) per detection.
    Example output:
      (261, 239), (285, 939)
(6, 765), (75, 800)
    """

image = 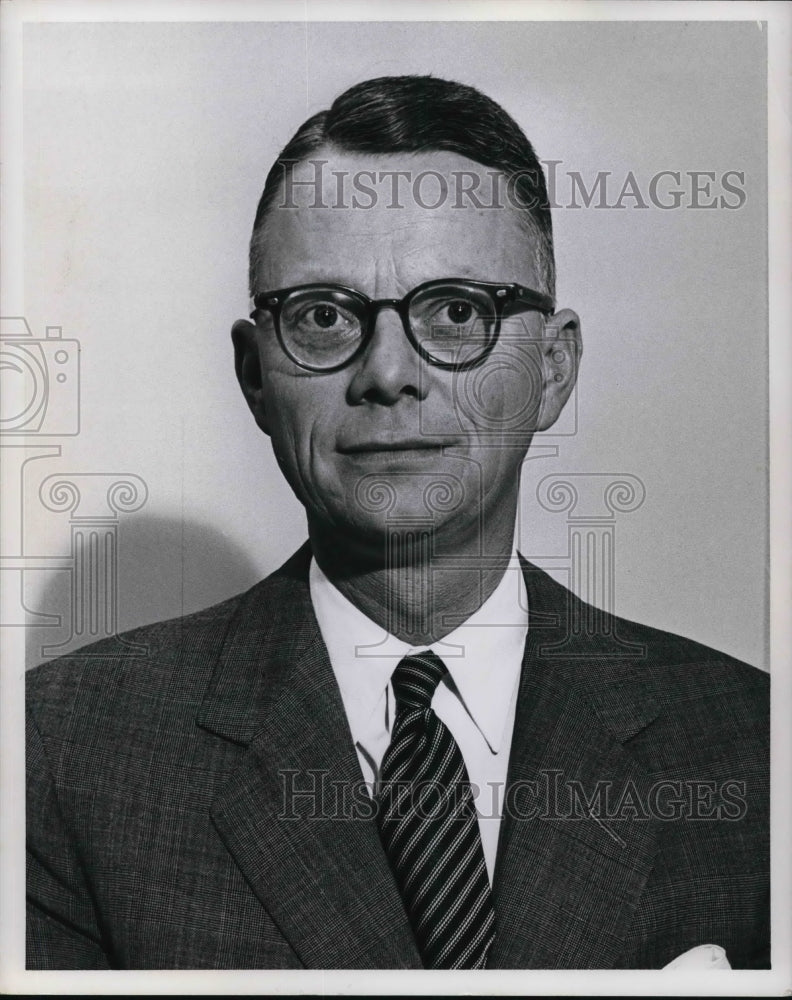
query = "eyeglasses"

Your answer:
(250, 277), (555, 373)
